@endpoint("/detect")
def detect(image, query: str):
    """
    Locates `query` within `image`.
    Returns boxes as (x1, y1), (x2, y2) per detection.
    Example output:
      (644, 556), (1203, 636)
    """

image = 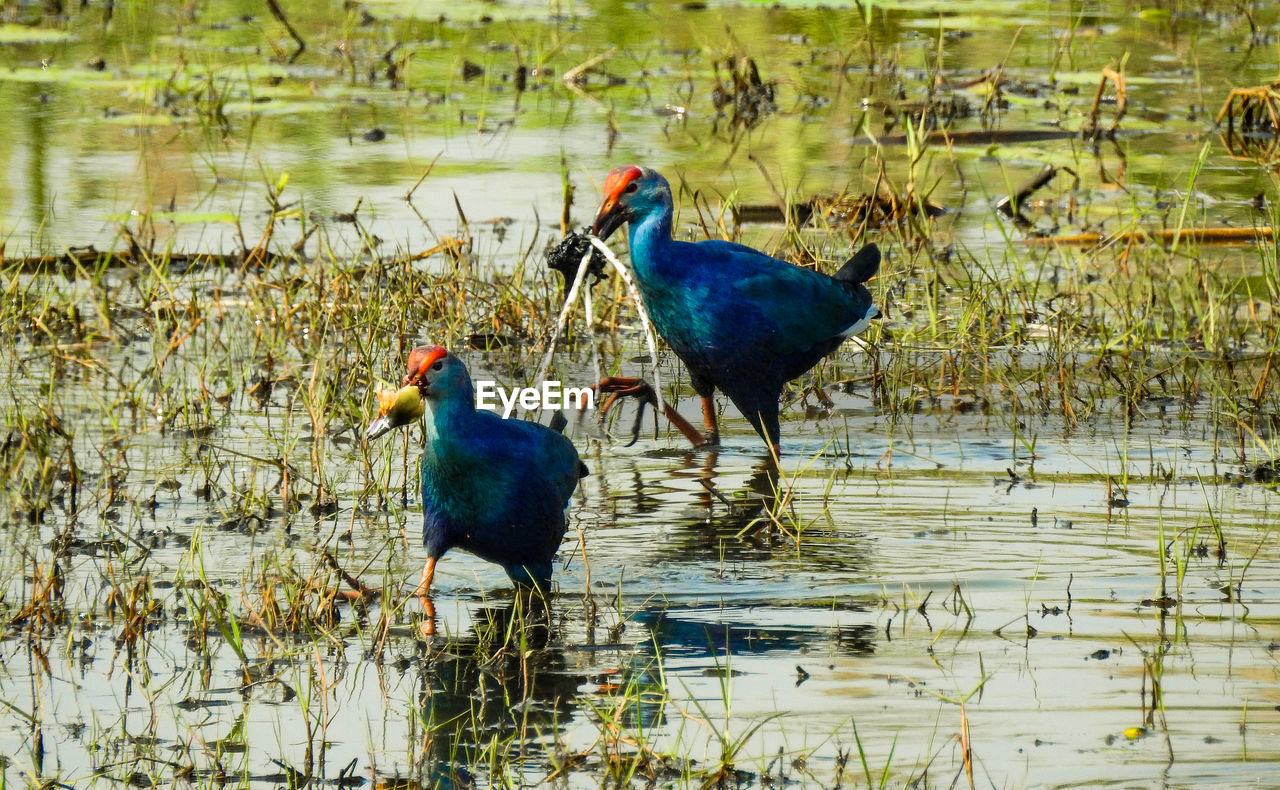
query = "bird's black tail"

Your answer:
(834, 243), (880, 287)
